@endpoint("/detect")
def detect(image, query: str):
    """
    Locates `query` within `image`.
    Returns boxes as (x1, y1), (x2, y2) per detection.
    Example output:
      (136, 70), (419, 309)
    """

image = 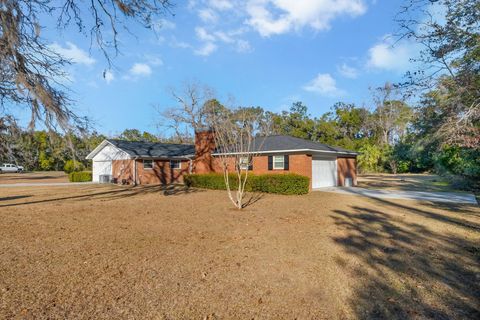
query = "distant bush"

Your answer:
(358, 144), (382, 173)
(68, 171), (92, 182)
(64, 160), (85, 174)
(184, 173), (309, 195)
